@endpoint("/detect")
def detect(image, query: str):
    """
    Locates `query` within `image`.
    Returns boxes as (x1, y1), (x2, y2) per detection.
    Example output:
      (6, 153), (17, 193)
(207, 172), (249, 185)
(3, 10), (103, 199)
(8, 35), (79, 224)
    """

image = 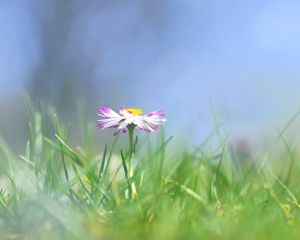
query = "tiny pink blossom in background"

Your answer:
(97, 107), (166, 135)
